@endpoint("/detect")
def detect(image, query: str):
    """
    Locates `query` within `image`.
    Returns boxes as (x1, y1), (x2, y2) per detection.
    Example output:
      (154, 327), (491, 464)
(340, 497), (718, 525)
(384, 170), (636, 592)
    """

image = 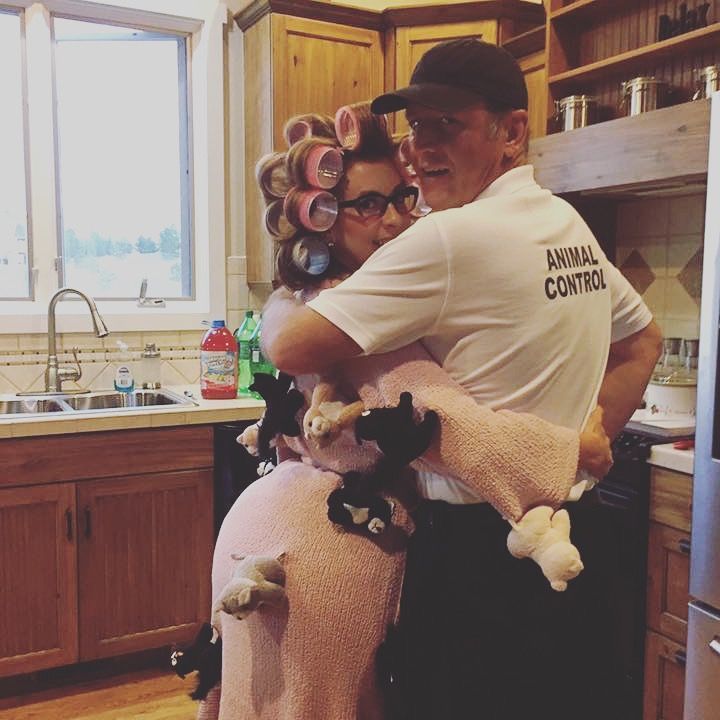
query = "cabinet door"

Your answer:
(0, 483), (78, 676)
(643, 630), (686, 720)
(77, 470), (213, 660)
(393, 21), (498, 135)
(647, 522), (691, 645)
(272, 15), (384, 151)
(518, 47), (546, 140)
(244, 14), (383, 286)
